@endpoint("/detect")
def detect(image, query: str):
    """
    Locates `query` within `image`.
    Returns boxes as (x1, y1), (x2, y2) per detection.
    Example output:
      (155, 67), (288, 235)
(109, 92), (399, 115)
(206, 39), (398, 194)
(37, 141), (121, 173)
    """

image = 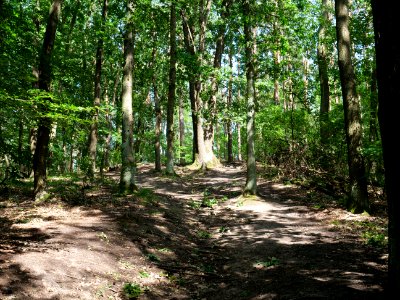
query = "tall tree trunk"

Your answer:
(318, 0), (331, 151)
(272, 0), (281, 106)
(179, 94), (185, 165)
(166, 2), (177, 175)
(181, 10), (198, 163)
(149, 28), (162, 172)
(104, 69), (120, 170)
(33, 0), (62, 200)
(366, 66), (379, 178)
(119, 0), (136, 194)
(194, 0), (212, 169)
(181, 1), (212, 169)
(154, 80), (162, 172)
(273, 51), (280, 105)
(243, 0), (257, 195)
(227, 45), (234, 163)
(189, 82), (198, 162)
(371, 1), (400, 295)
(204, 0), (231, 167)
(335, 0), (369, 213)
(87, 0), (108, 180)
